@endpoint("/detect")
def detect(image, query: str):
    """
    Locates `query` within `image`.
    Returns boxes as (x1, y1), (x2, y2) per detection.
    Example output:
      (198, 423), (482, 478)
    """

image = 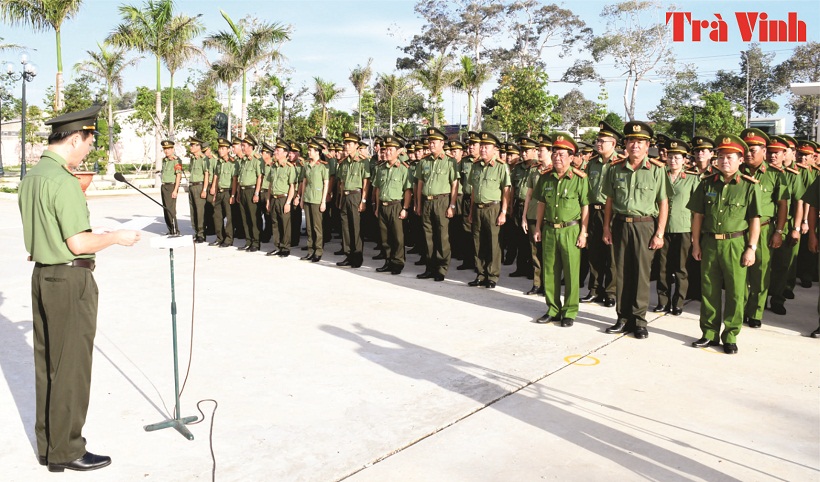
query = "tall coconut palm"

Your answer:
(161, 13), (204, 138)
(203, 10), (290, 137)
(108, 0), (176, 179)
(312, 77), (344, 138)
(349, 57), (372, 135)
(207, 54), (242, 138)
(453, 56), (490, 131)
(0, 0), (83, 112)
(410, 55), (456, 128)
(375, 73), (410, 134)
(74, 41), (140, 163)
